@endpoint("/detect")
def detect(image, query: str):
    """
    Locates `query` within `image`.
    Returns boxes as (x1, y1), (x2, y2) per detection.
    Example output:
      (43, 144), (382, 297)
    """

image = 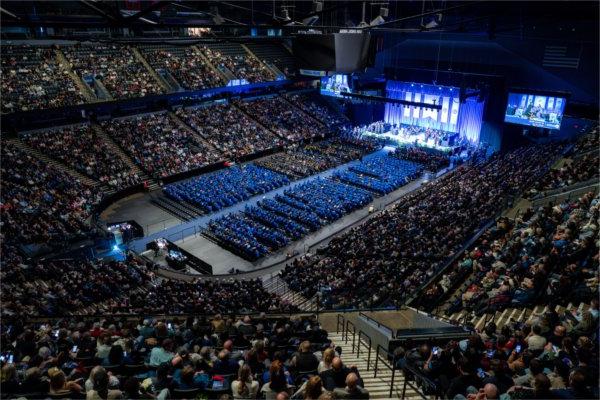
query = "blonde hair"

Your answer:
(322, 348), (335, 365)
